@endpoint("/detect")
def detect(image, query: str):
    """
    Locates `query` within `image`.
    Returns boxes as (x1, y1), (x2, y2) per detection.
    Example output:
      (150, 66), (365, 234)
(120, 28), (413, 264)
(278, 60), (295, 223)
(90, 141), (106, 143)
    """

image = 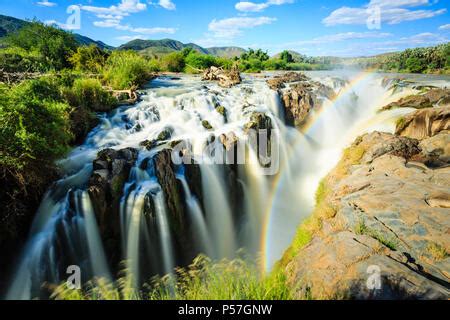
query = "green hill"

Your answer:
(119, 38), (208, 54)
(119, 38), (246, 58)
(0, 14), (113, 50)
